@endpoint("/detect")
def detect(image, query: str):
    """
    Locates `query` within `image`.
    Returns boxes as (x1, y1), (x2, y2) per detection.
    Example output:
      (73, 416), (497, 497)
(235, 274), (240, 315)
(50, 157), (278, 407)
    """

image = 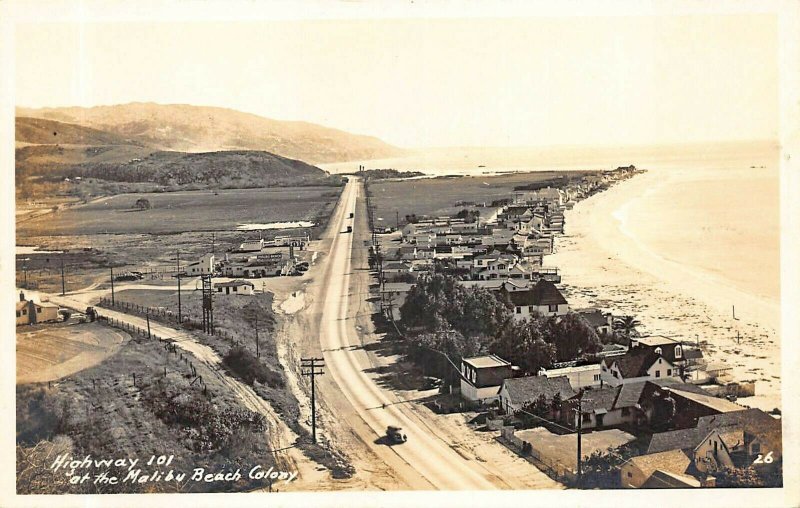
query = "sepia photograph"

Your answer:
(2, 1), (798, 507)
